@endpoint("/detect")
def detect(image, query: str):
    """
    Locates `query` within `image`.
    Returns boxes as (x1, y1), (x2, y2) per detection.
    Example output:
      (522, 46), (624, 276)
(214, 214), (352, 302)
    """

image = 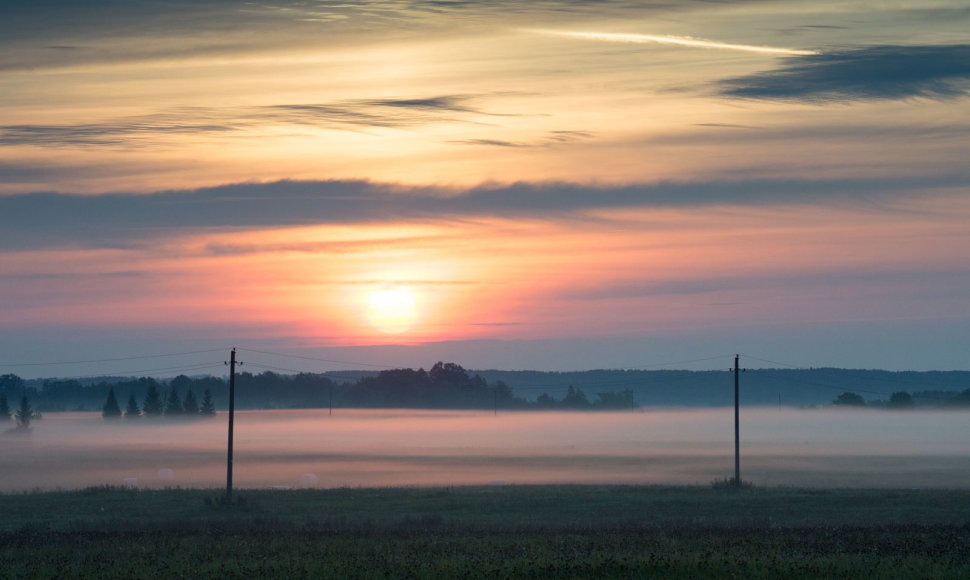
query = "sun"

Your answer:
(366, 286), (419, 334)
